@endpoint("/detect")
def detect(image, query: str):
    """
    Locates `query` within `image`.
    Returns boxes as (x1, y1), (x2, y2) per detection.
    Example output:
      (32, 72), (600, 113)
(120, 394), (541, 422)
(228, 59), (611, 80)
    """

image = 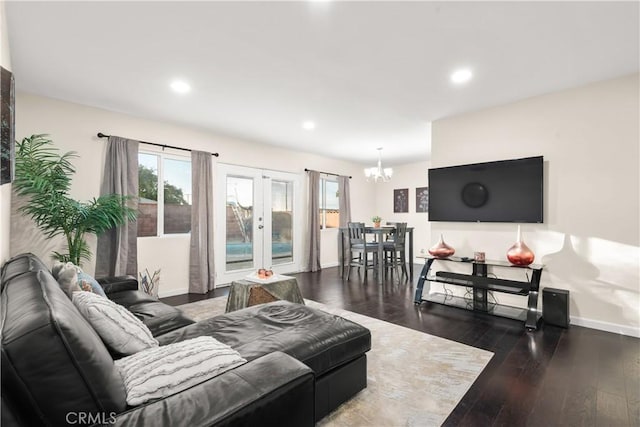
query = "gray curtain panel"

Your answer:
(337, 175), (351, 227)
(306, 170), (321, 272)
(189, 150), (215, 293)
(337, 175), (352, 268)
(95, 136), (139, 277)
